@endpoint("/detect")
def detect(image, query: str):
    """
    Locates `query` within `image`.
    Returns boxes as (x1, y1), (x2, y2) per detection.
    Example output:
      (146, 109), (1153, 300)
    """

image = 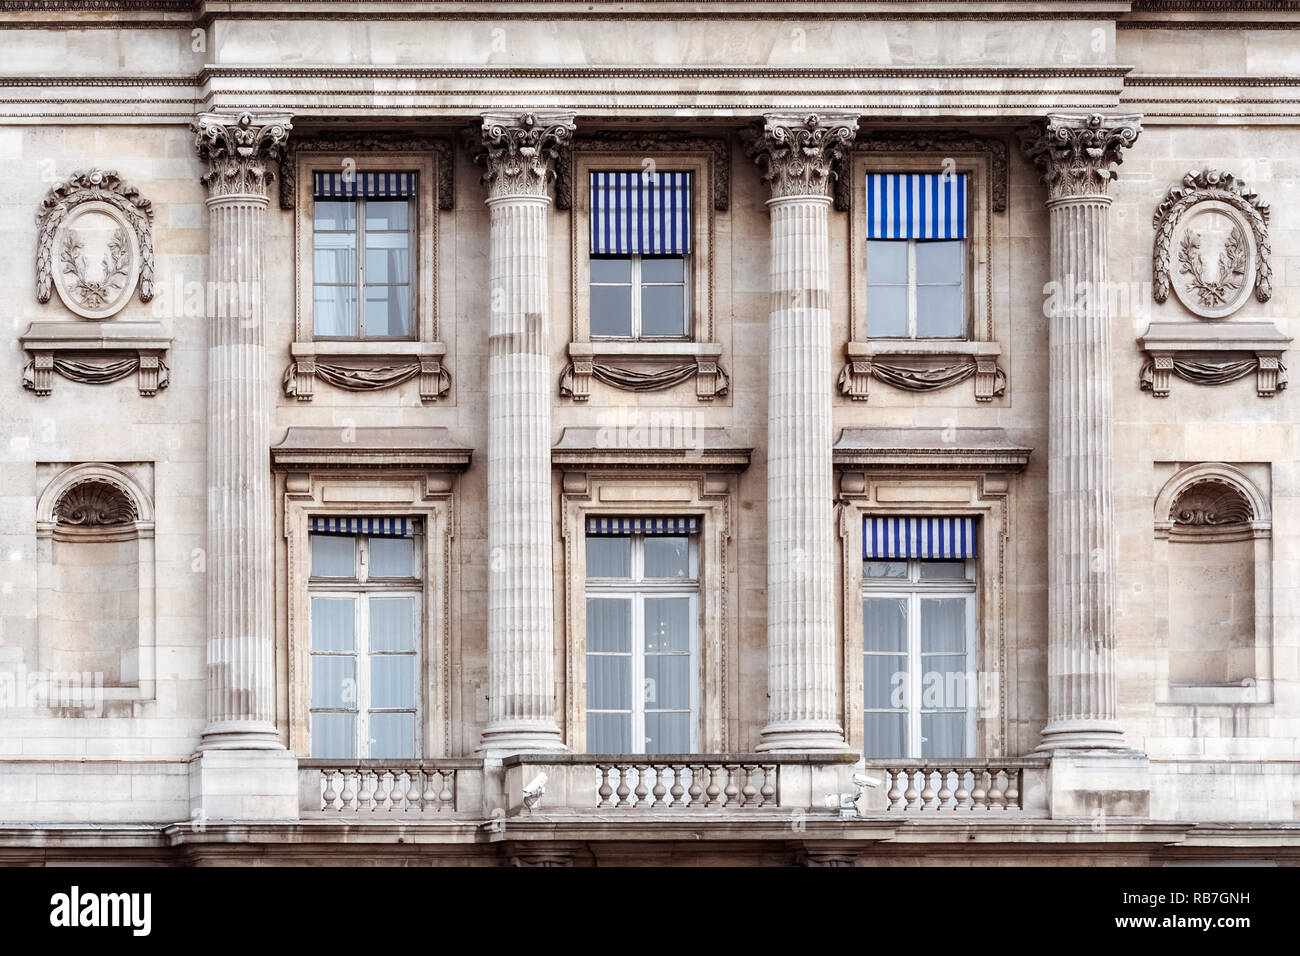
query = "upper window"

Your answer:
(865, 173), (968, 339)
(589, 172), (693, 340)
(308, 519), (422, 759)
(584, 517), (700, 755)
(312, 172), (417, 340)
